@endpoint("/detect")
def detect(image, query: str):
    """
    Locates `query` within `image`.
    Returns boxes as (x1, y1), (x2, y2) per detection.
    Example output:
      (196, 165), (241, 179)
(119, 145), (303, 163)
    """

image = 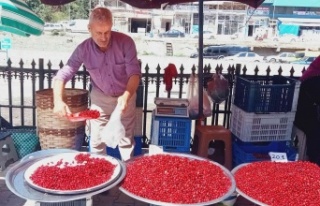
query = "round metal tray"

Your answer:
(231, 163), (268, 206)
(23, 152), (122, 194)
(20, 148), (76, 162)
(119, 152), (236, 206)
(5, 149), (126, 203)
